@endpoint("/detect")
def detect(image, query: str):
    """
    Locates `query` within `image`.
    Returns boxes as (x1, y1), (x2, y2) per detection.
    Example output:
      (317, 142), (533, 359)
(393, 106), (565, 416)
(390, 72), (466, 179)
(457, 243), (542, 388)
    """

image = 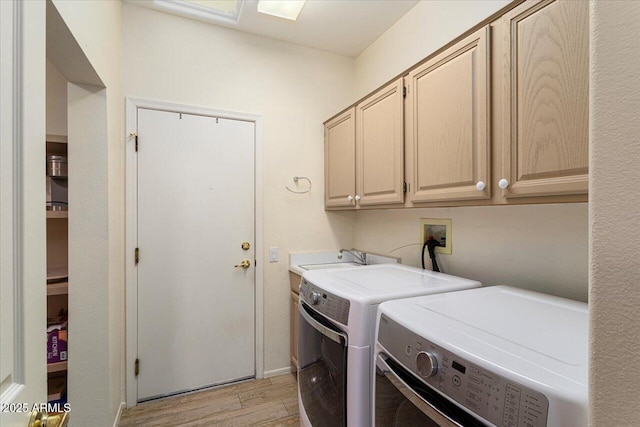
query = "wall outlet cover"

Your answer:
(420, 218), (452, 255)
